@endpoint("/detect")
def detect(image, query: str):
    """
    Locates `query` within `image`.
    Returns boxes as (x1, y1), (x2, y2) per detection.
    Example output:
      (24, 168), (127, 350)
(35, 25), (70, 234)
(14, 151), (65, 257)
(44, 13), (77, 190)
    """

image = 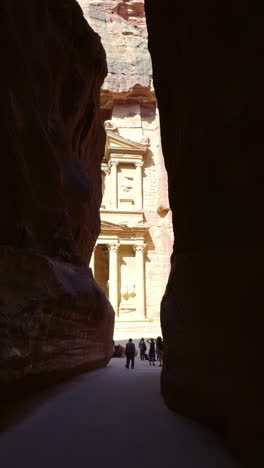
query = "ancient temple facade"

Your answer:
(80, 0), (174, 340)
(90, 112), (173, 340)
(90, 124), (149, 336)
